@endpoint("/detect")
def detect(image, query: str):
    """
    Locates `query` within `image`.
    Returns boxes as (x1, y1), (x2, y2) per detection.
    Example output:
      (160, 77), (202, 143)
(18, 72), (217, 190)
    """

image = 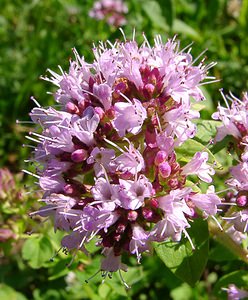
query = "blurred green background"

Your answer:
(1, 0), (248, 299)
